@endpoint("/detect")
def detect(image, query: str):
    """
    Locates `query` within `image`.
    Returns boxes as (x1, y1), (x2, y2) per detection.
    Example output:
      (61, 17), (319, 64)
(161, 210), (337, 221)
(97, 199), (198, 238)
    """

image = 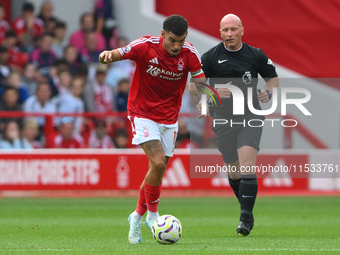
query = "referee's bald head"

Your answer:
(219, 13), (244, 50)
(220, 14), (243, 28)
